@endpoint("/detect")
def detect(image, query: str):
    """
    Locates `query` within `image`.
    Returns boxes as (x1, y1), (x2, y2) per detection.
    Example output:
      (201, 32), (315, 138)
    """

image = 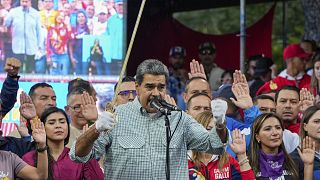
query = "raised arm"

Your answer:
(188, 59), (207, 80)
(17, 119), (48, 179)
(71, 92), (115, 162)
